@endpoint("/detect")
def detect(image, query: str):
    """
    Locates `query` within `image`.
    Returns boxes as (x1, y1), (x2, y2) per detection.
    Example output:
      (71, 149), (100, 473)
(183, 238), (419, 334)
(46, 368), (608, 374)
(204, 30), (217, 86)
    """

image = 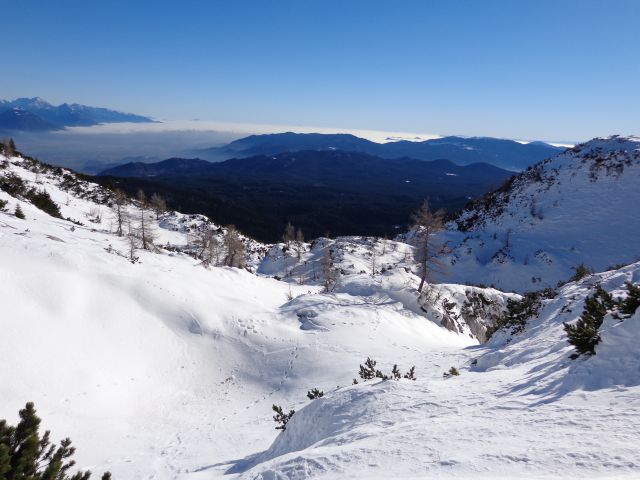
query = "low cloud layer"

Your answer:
(6, 120), (442, 173)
